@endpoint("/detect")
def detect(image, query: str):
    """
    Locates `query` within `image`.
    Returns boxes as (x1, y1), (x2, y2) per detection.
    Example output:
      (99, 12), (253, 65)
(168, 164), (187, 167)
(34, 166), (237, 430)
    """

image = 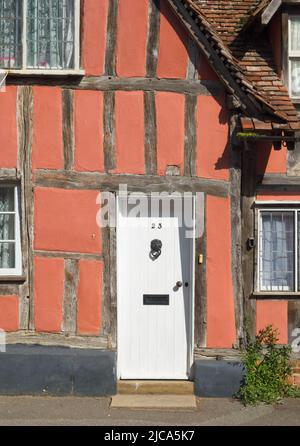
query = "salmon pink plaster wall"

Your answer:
(32, 87), (64, 170)
(157, 1), (189, 79)
(206, 195), (236, 348)
(74, 90), (104, 172)
(34, 257), (64, 333)
(114, 91), (145, 174)
(196, 95), (229, 180)
(256, 301), (288, 344)
(77, 260), (103, 336)
(156, 92), (185, 175)
(34, 188), (101, 254)
(0, 87), (17, 168)
(82, 0), (108, 76)
(0, 296), (19, 332)
(116, 0), (148, 77)
(256, 142), (287, 175)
